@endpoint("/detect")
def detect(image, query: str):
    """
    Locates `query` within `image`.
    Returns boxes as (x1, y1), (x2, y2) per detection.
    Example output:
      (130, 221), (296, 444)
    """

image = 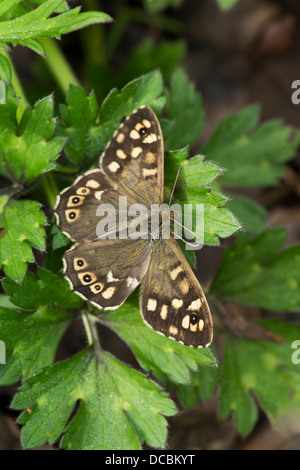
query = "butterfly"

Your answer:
(54, 106), (213, 348)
